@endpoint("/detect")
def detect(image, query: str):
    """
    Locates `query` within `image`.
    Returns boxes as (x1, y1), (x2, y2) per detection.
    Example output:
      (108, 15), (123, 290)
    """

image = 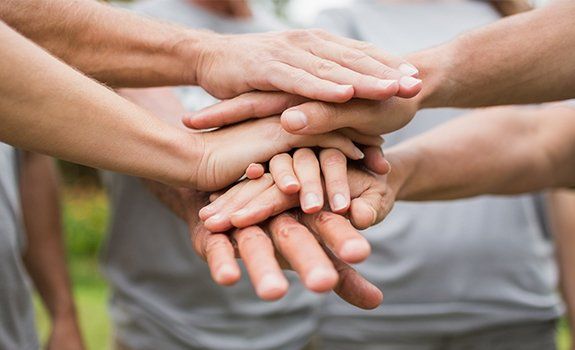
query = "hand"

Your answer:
(192, 116), (382, 191)
(202, 149), (396, 232)
(184, 90), (420, 137)
(192, 29), (421, 101)
(145, 181), (383, 309)
(46, 316), (85, 350)
(191, 0), (252, 18)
